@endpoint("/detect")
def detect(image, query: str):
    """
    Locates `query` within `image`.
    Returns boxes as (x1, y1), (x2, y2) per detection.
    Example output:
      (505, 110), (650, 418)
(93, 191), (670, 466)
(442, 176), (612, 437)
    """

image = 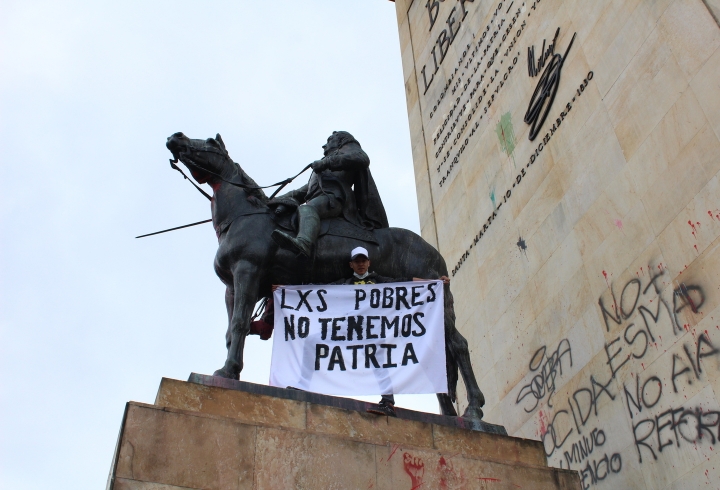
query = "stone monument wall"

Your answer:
(393, 0), (720, 487)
